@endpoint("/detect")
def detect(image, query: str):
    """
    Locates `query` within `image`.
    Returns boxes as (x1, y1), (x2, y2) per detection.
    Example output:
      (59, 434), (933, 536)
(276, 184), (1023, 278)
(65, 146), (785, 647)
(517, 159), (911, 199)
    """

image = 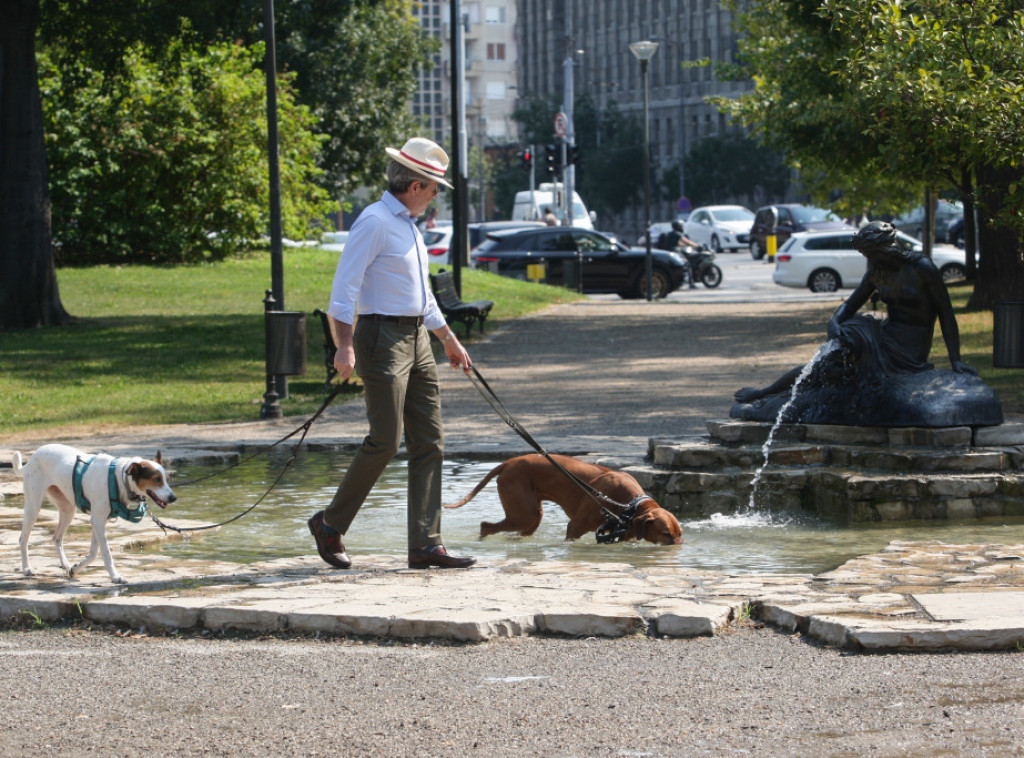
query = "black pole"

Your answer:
(264, 0), (287, 400)
(449, 0), (467, 295)
(641, 58), (653, 302)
